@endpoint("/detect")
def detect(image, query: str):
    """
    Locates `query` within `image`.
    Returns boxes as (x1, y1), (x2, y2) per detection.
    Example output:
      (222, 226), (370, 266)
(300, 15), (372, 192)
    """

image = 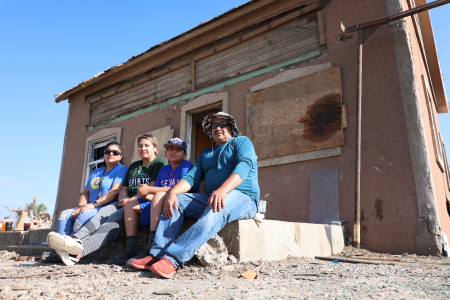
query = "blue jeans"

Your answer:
(57, 207), (102, 236)
(149, 190), (257, 268)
